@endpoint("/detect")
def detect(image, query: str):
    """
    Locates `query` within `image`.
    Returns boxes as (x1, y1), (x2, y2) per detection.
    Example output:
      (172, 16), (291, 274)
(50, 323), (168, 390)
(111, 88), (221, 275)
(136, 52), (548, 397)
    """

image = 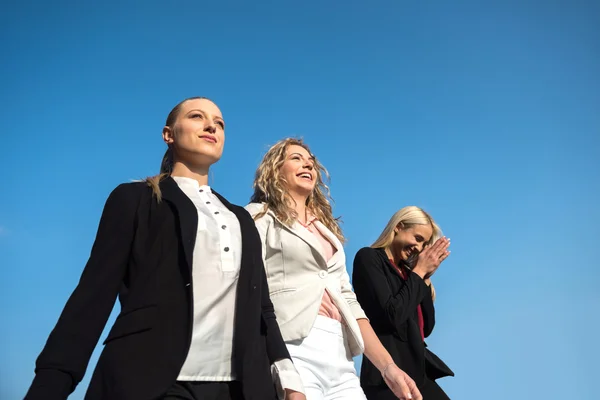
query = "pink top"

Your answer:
(298, 216), (343, 323)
